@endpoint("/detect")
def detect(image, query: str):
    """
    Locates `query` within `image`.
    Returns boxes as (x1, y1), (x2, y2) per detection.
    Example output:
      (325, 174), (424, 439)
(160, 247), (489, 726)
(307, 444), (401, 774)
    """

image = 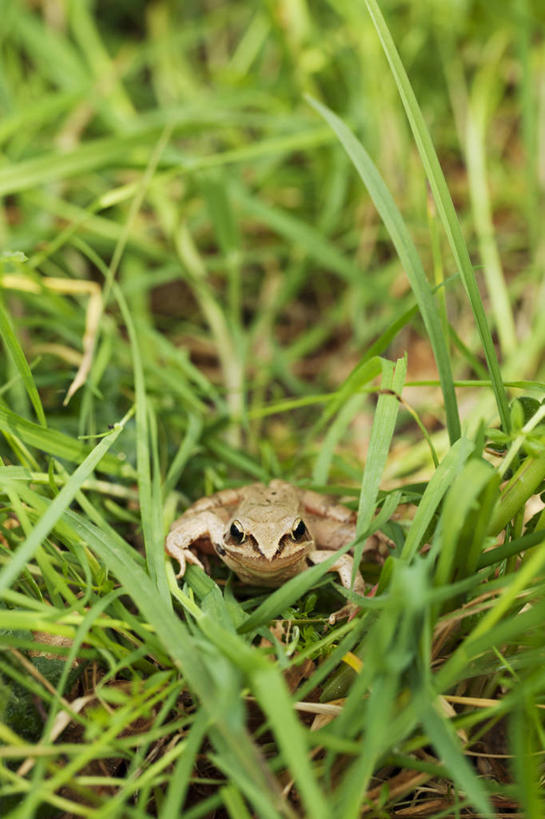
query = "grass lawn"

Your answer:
(1, 1), (545, 816)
